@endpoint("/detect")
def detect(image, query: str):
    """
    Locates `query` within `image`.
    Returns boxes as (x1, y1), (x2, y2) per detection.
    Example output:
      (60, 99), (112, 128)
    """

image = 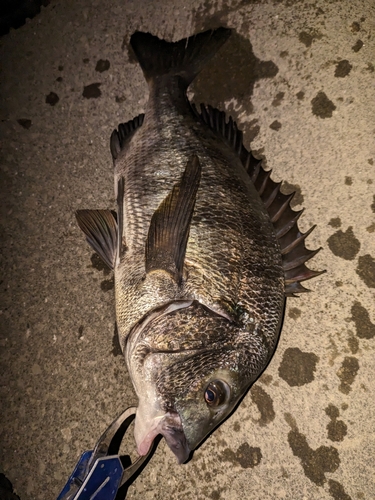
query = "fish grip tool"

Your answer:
(56, 407), (153, 500)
